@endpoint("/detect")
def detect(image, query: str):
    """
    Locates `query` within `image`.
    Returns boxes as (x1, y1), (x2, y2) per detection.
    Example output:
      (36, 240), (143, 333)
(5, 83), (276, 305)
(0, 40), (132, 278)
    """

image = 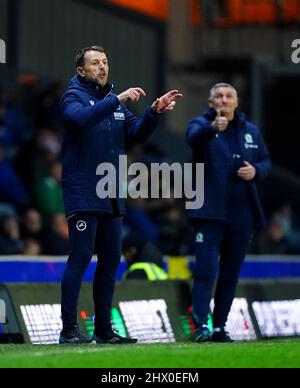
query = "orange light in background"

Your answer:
(279, 0), (300, 23)
(190, 0), (300, 27)
(190, 0), (201, 26)
(80, 310), (87, 320)
(229, 0), (277, 24)
(18, 73), (38, 85)
(108, 0), (169, 20)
